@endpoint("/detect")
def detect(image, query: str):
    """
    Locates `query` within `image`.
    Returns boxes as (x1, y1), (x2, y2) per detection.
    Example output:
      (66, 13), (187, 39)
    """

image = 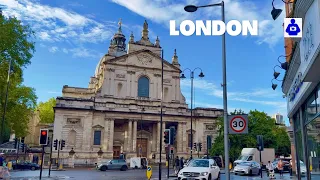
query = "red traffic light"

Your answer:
(41, 131), (47, 136)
